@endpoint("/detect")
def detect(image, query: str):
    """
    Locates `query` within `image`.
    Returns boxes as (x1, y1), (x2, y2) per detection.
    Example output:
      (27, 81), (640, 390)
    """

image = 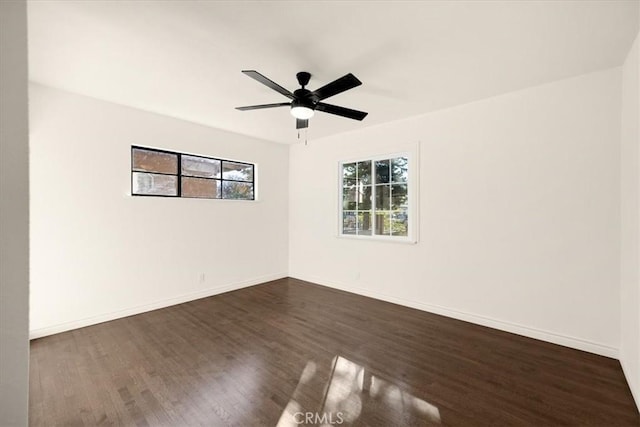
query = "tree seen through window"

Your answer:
(342, 156), (408, 237)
